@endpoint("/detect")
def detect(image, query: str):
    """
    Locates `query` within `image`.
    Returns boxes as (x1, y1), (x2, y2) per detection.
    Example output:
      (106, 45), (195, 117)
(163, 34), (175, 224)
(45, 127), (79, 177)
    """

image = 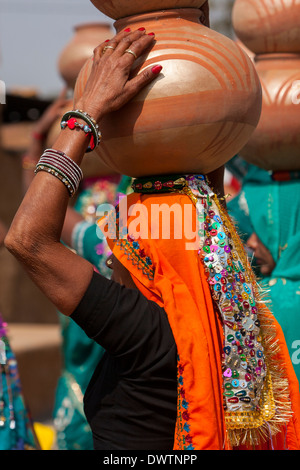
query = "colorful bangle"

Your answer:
(60, 118), (95, 151)
(35, 164), (76, 197)
(60, 109), (101, 152)
(34, 149), (83, 197)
